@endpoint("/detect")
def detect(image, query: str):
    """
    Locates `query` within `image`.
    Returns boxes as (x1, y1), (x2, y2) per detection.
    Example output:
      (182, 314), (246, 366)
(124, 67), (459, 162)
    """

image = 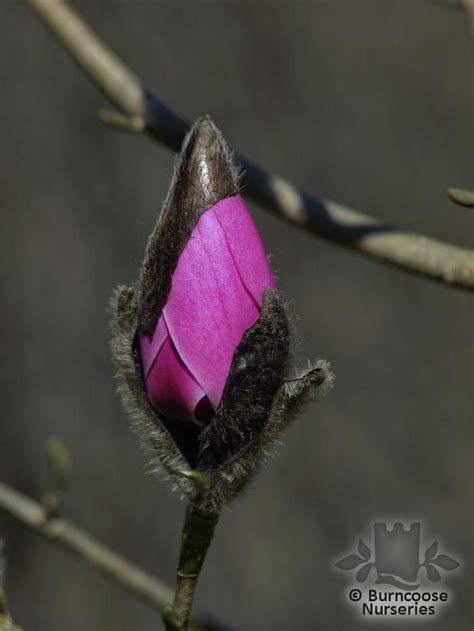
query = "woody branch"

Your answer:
(25, 0), (474, 290)
(0, 481), (226, 631)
